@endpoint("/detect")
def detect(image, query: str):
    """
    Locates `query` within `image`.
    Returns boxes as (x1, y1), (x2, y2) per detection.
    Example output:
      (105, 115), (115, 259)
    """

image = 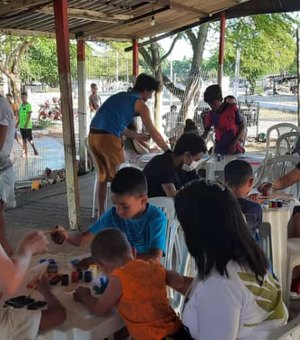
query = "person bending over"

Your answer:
(143, 133), (206, 198)
(51, 167), (167, 264)
(224, 159), (262, 240)
(73, 228), (192, 340)
(88, 73), (169, 216)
